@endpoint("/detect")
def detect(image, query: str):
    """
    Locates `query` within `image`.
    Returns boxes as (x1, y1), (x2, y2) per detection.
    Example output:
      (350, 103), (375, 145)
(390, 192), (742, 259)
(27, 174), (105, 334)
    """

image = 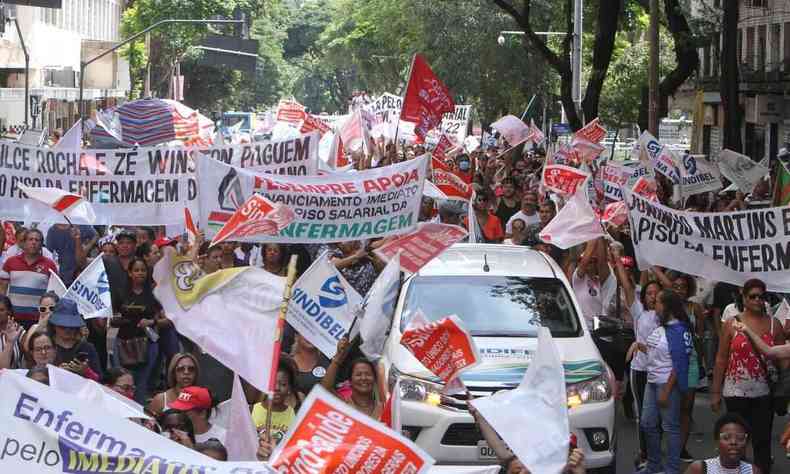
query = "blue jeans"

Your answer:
(113, 339), (159, 405)
(640, 382), (682, 474)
